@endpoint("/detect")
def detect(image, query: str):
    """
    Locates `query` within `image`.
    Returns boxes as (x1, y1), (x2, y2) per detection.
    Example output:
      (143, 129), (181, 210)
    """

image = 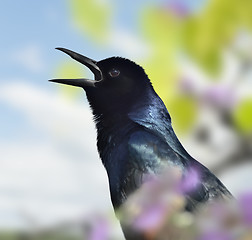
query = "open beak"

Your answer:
(49, 48), (102, 88)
